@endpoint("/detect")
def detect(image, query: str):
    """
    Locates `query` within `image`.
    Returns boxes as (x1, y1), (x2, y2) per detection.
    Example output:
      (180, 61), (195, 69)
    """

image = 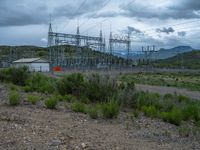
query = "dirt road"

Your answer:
(136, 84), (200, 100)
